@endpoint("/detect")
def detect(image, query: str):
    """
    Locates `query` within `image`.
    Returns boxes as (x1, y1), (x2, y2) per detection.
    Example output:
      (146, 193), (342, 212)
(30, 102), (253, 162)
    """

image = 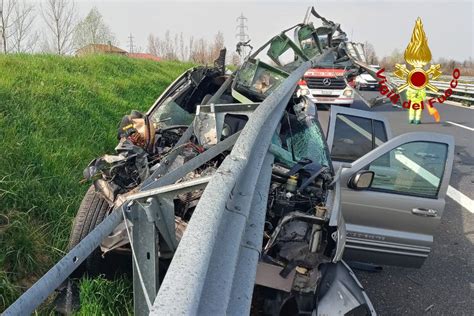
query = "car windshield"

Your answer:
(291, 118), (332, 167)
(273, 114), (331, 169)
(149, 73), (195, 127)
